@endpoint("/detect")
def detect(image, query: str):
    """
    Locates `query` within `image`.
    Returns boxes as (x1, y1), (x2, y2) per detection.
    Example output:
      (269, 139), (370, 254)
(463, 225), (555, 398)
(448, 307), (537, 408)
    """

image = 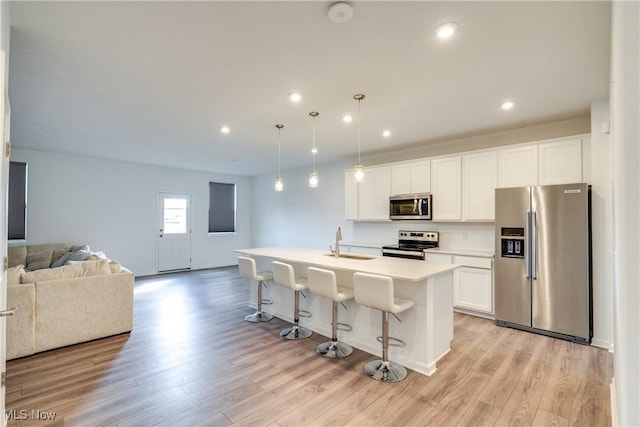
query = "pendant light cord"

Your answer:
(357, 97), (361, 164)
(312, 115), (316, 170)
(278, 126), (281, 176)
